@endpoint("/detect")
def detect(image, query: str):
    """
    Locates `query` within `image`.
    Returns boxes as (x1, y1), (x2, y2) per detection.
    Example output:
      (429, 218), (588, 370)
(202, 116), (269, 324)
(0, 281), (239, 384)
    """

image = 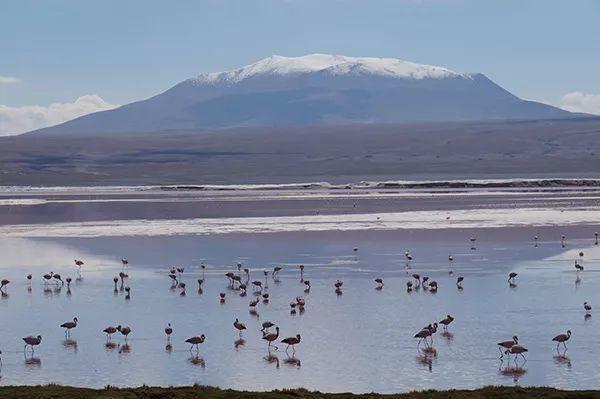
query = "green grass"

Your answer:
(0, 386), (599, 399)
